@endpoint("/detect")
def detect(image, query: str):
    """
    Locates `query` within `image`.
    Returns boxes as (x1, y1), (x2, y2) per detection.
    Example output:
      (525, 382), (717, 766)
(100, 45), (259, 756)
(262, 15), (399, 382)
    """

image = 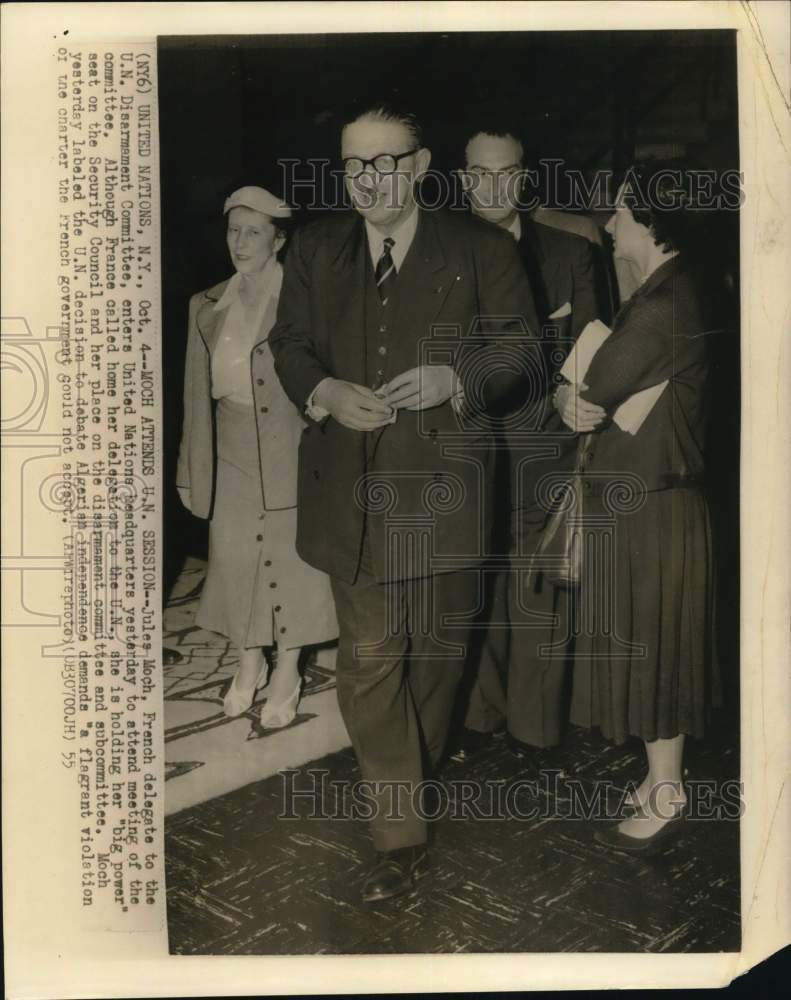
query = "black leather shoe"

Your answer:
(449, 727), (496, 763)
(593, 810), (687, 856)
(506, 733), (561, 761)
(163, 647), (183, 666)
(361, 846), (429, 903)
